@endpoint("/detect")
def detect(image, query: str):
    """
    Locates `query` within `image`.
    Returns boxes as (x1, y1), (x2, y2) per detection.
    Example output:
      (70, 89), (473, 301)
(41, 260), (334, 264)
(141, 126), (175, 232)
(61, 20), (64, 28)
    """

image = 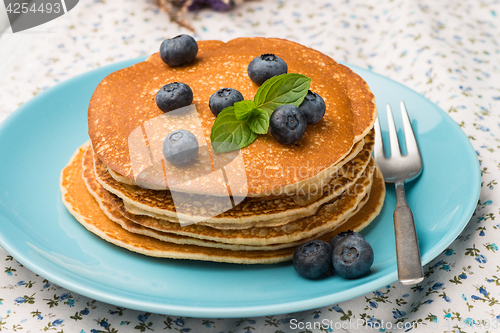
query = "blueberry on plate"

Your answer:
(209, 88), (244, 116)
(247, 53), (288, 85)
(299, 90), (326, 125)
(332, 232), (374, 279)
(269, 105), (307, 145)
(156, 82), (193, 112)
(160, 34), (198, 67)
(329, 230), (365, 249)
(293, 240), (333, 279)
(162, 130), (199, 166)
